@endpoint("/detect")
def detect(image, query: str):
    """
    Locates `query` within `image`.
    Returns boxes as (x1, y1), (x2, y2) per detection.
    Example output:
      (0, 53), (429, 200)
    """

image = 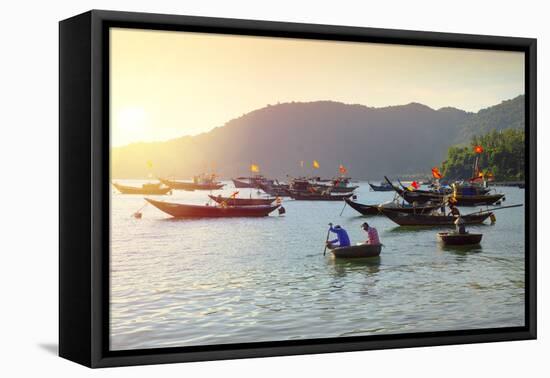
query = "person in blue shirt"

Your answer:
(326, 223), (351, 249)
